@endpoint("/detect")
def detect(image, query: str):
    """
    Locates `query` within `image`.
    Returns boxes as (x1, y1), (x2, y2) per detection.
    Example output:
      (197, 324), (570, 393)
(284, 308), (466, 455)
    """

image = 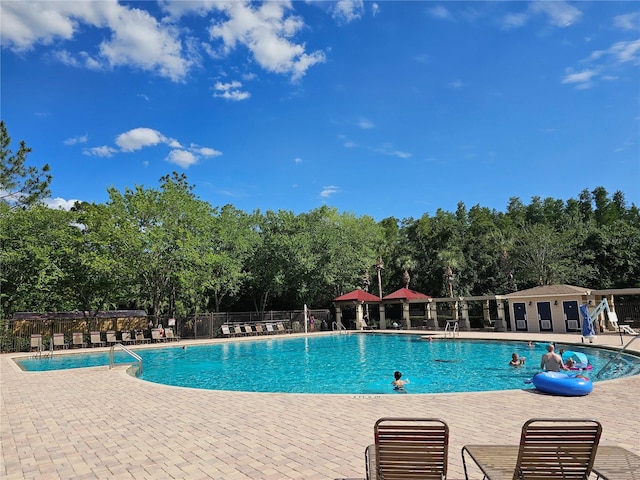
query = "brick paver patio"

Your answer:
(2, 332), (639, 479)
